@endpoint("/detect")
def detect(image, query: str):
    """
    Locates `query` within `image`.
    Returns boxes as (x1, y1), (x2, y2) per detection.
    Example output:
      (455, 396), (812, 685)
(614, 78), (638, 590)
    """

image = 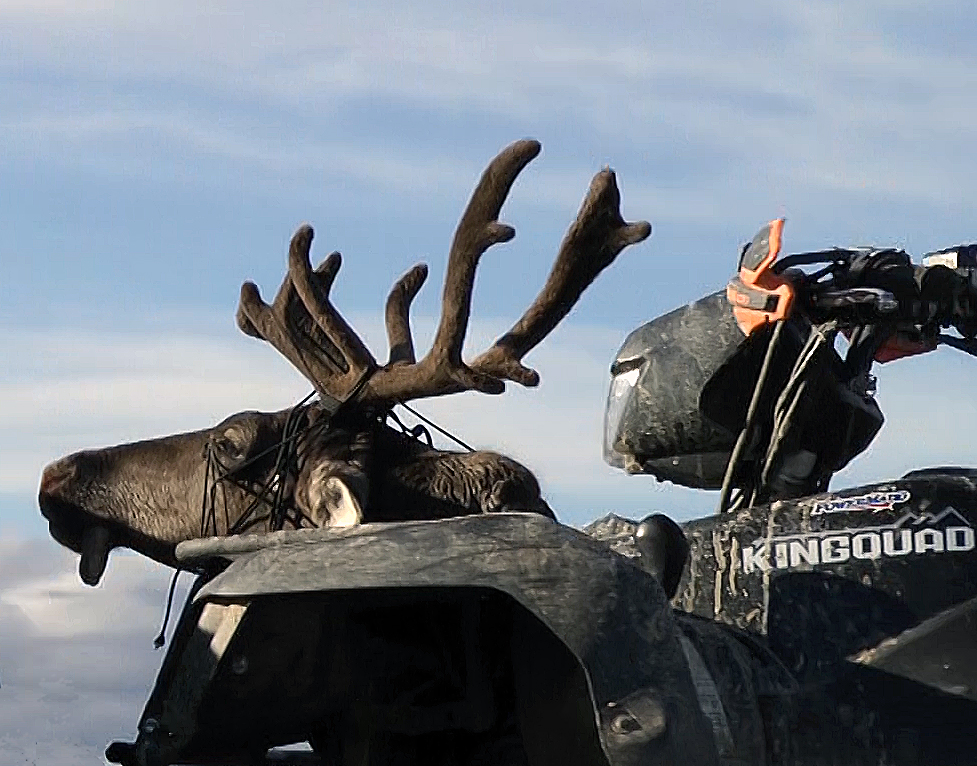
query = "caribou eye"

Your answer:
(212, 435), (245, 461)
